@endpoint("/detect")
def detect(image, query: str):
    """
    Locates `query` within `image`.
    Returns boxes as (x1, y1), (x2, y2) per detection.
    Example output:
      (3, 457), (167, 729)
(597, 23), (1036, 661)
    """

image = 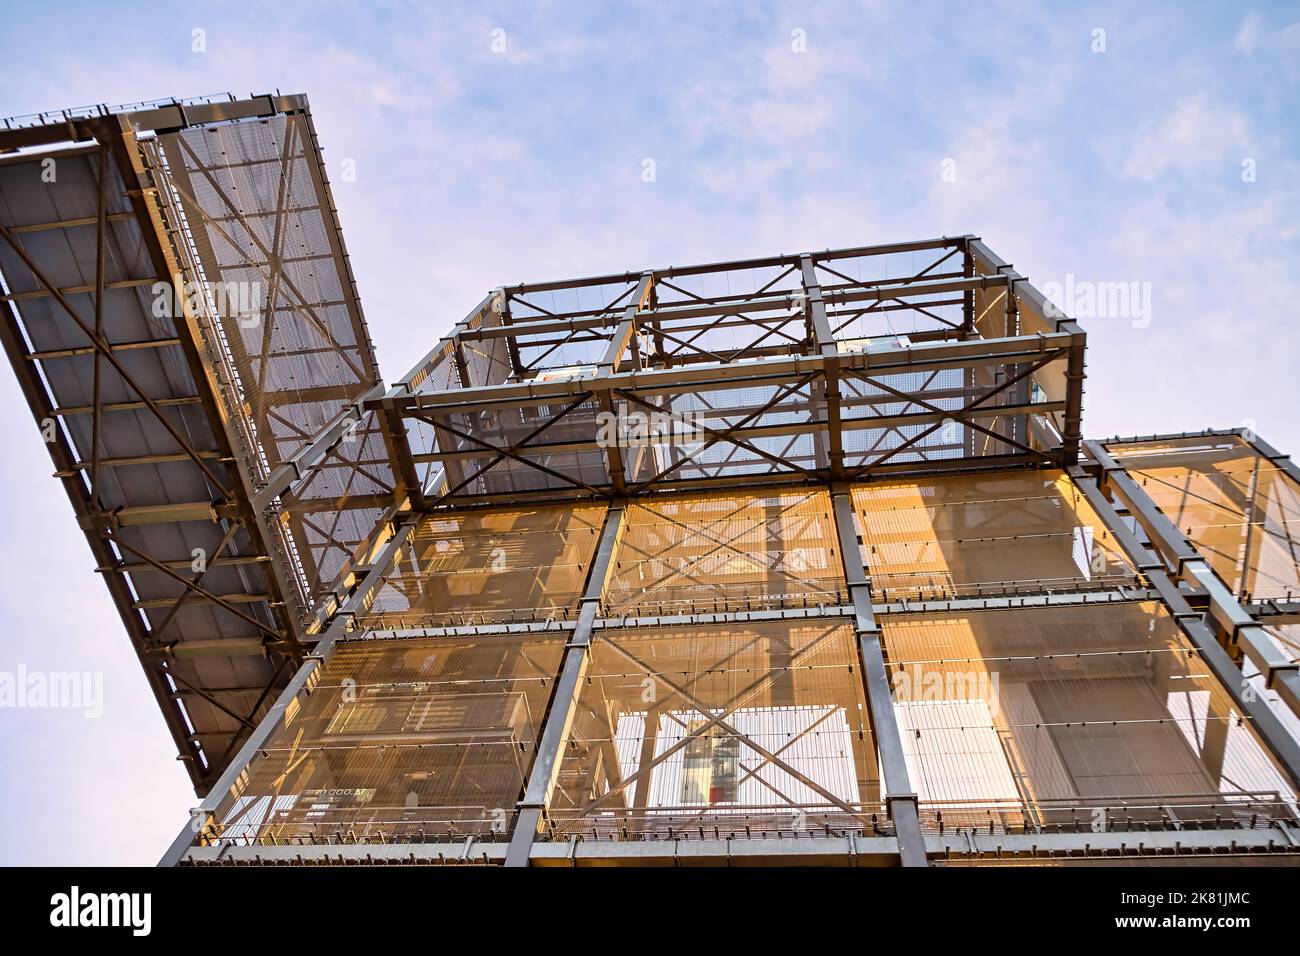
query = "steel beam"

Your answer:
(1086, 440), (1300, 723)
(1067, 465), (1300, 789)
(174, 821), (1300, 865)
(251, 384), (385, 513)
(830, 491), (927, 866)
(504, 505), (625, 866)
(377, 333), (1072, 414)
